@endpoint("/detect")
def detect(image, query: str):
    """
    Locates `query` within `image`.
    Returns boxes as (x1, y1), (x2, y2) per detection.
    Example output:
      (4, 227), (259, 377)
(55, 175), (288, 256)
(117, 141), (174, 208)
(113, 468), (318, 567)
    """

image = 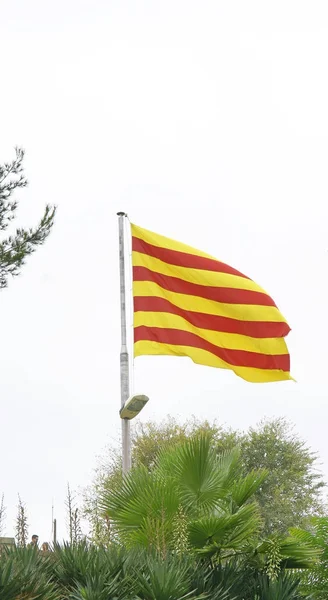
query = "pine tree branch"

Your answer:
(0, 147), (56, 288)
(0, 204), (56, 287)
